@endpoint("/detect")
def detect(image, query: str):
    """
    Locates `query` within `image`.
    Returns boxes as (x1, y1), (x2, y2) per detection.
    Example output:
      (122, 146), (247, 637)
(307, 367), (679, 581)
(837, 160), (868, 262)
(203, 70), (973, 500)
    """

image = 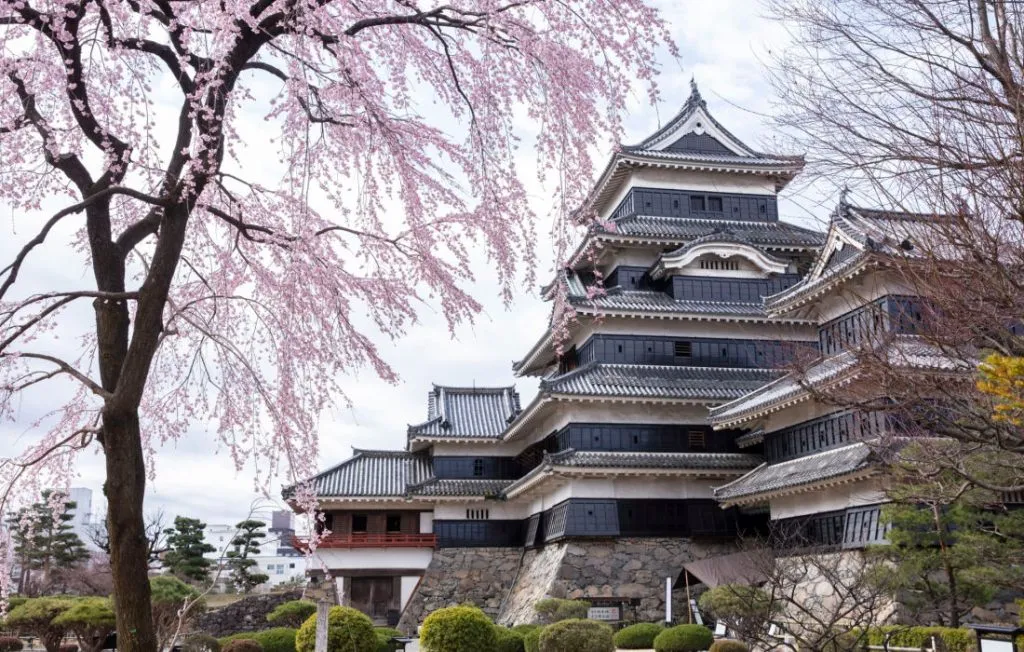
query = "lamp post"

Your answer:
(306, 571), (337, 652)
(966, 624), (1024, 652)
